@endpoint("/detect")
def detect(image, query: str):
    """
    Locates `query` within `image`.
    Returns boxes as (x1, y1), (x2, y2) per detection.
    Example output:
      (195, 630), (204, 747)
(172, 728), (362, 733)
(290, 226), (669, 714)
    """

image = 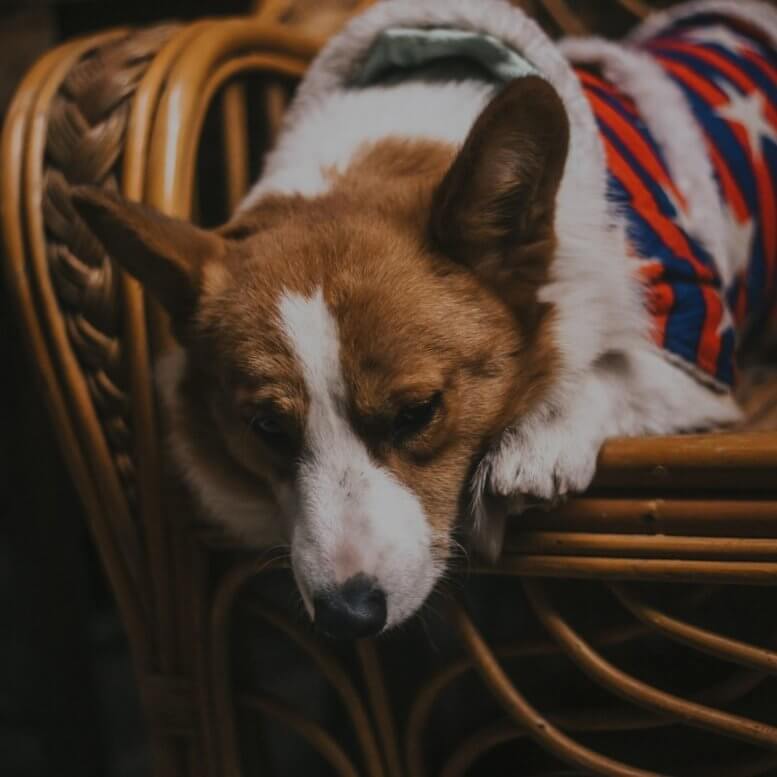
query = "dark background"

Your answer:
(0, 4), (250, 776)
